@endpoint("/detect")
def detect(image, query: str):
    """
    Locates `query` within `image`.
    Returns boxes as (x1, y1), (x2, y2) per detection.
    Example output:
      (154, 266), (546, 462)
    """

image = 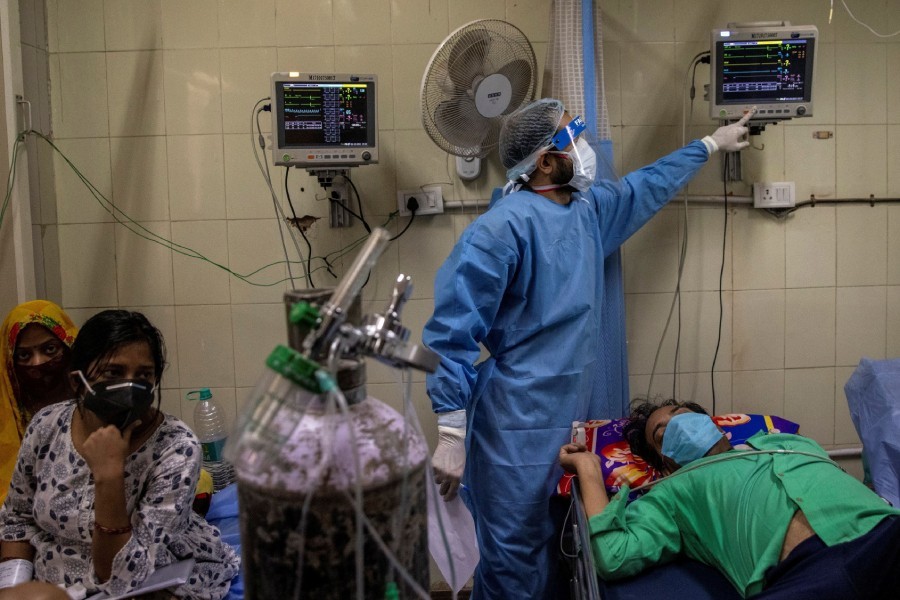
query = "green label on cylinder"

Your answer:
(202, 438), (226, 462)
